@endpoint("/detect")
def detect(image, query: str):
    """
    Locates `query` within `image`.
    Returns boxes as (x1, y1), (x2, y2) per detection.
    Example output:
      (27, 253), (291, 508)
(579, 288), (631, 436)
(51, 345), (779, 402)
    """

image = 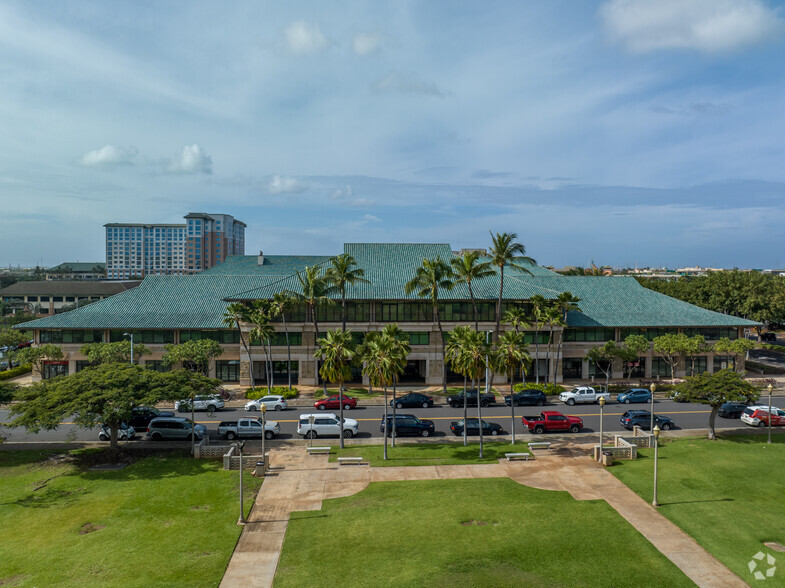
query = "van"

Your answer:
(145, 417), (208, 441)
